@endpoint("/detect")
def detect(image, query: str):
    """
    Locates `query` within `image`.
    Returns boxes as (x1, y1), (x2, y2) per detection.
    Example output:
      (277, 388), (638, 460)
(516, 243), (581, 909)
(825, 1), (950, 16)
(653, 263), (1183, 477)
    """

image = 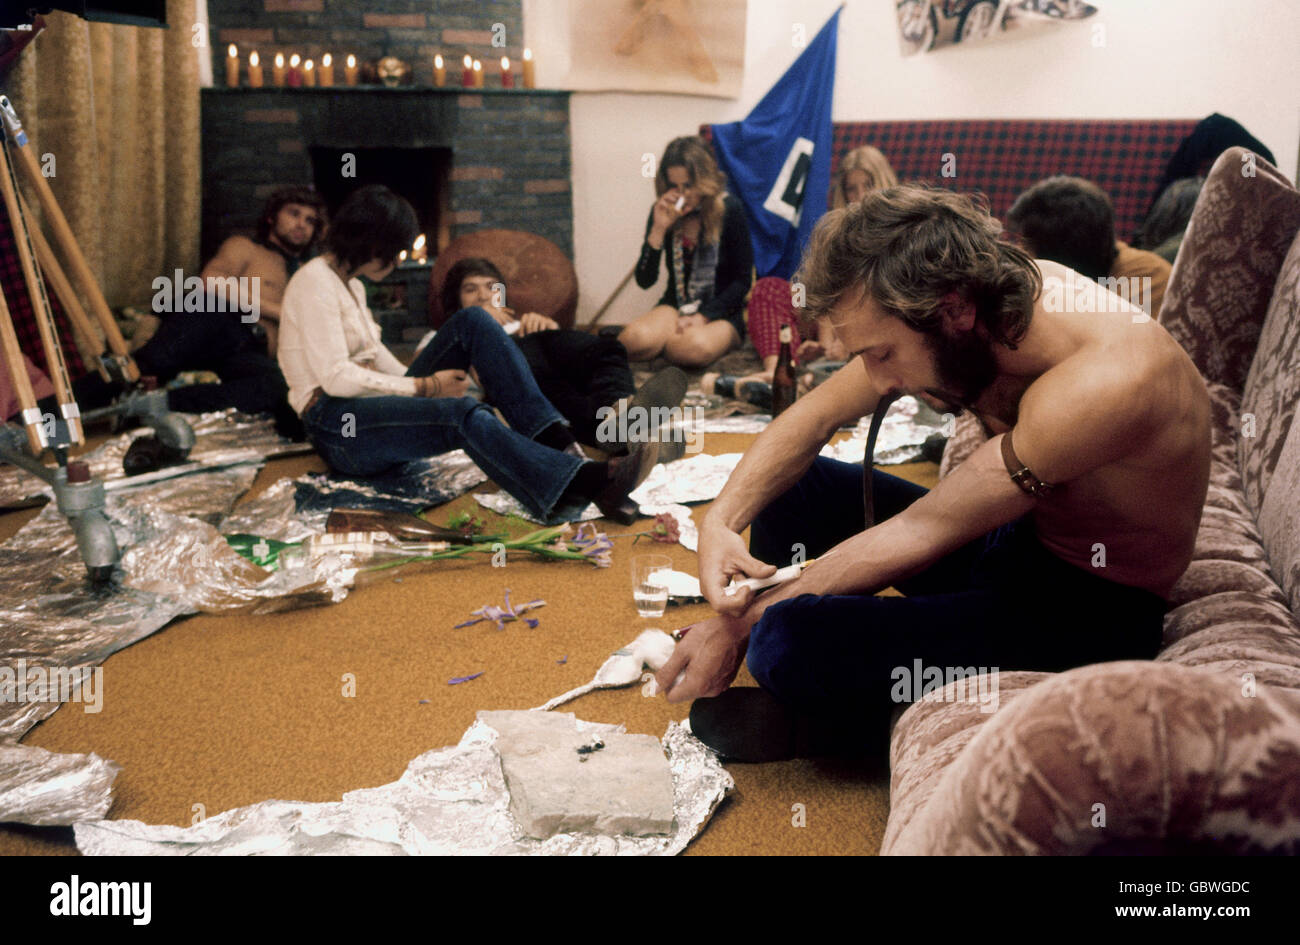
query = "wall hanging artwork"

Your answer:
(524, 0), (747, 98)
(895, 0), (1098, 57)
